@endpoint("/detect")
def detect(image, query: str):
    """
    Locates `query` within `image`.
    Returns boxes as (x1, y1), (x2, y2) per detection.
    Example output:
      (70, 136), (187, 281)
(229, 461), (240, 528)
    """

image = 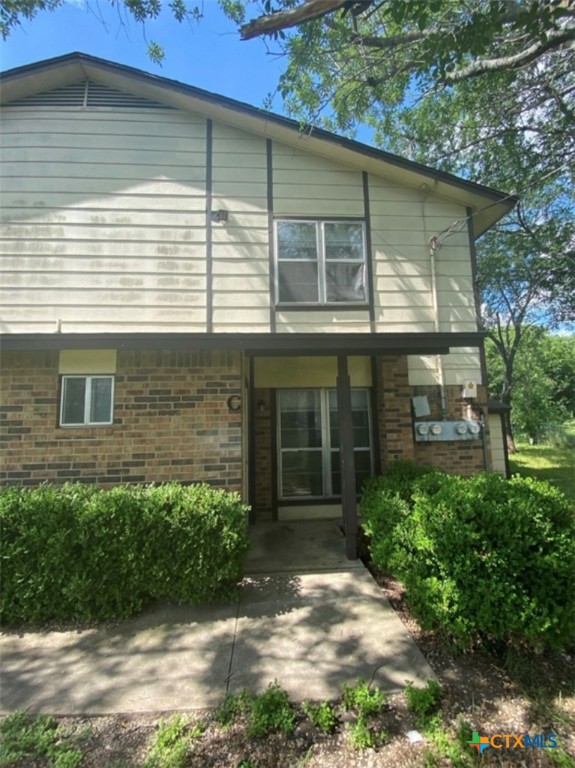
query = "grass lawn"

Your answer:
(509, 441), (575, 502)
